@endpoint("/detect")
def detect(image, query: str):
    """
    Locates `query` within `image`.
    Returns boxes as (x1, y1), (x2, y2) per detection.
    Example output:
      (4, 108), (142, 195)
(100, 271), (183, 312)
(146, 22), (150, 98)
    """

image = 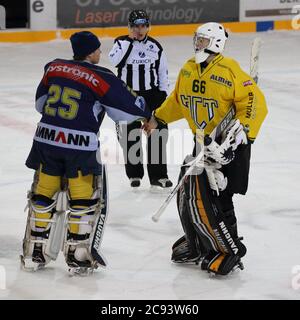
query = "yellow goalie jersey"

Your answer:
(154, 55), (268, 142)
